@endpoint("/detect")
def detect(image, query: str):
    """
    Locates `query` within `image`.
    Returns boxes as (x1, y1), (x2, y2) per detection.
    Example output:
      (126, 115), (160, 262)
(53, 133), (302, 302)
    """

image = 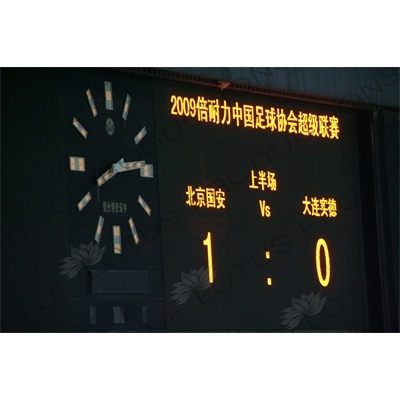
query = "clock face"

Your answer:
(61, 71), (162, 270)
